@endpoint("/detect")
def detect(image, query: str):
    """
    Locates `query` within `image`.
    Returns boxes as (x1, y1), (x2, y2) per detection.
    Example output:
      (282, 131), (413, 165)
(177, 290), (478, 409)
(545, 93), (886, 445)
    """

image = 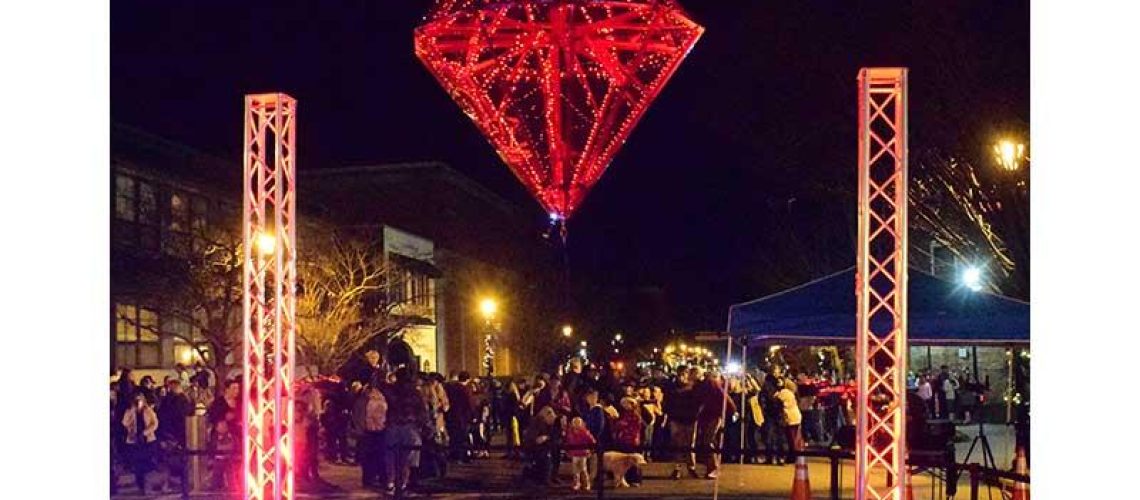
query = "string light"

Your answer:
(415, 0), (704, 220)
